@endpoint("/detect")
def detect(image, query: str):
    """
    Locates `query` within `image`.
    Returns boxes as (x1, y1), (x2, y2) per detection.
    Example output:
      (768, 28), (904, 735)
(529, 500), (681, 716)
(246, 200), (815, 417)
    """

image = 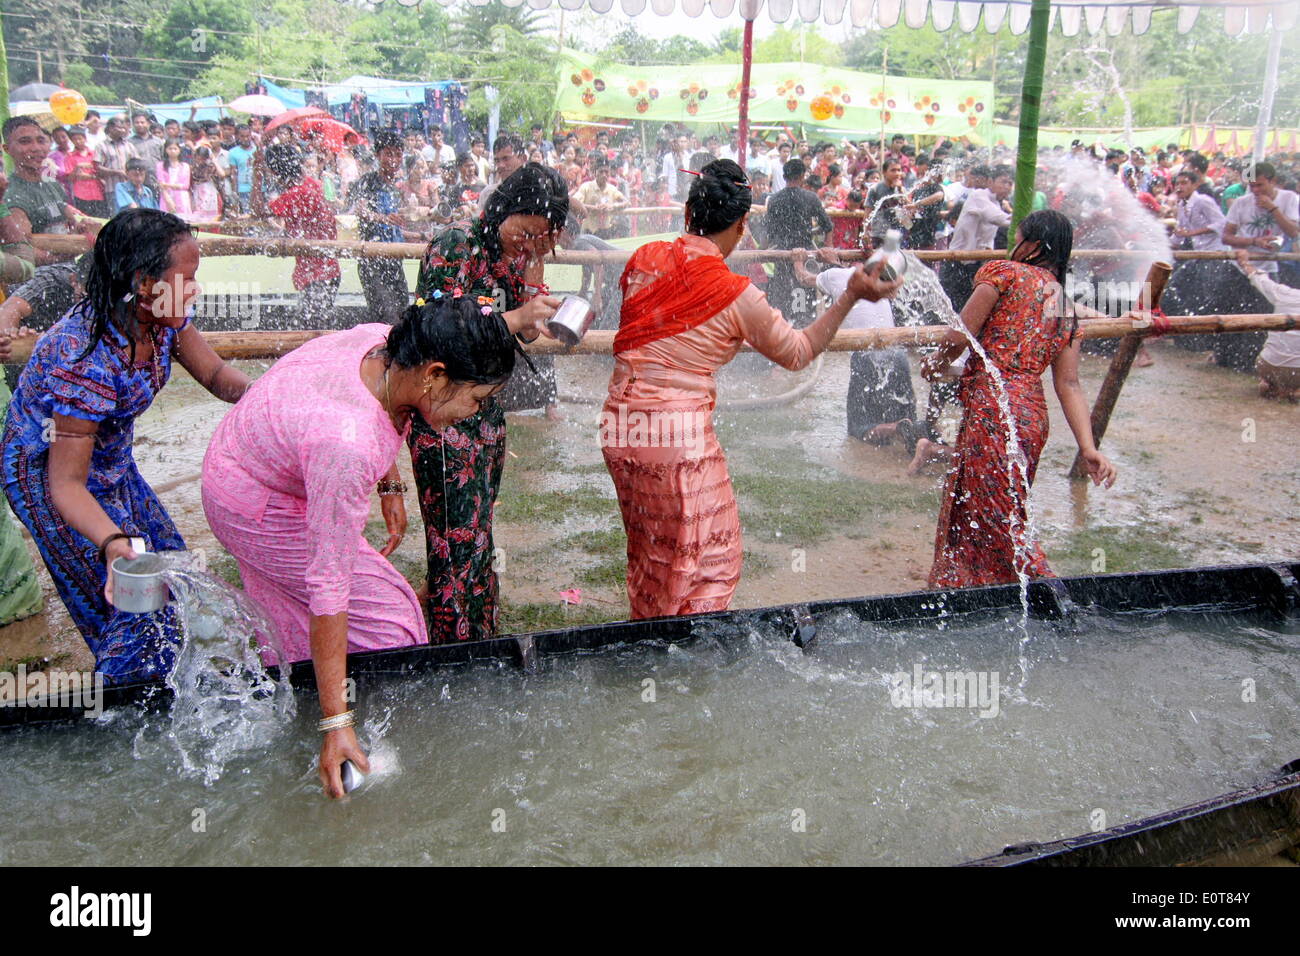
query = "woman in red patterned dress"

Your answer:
(922, 210), (1118, 589)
